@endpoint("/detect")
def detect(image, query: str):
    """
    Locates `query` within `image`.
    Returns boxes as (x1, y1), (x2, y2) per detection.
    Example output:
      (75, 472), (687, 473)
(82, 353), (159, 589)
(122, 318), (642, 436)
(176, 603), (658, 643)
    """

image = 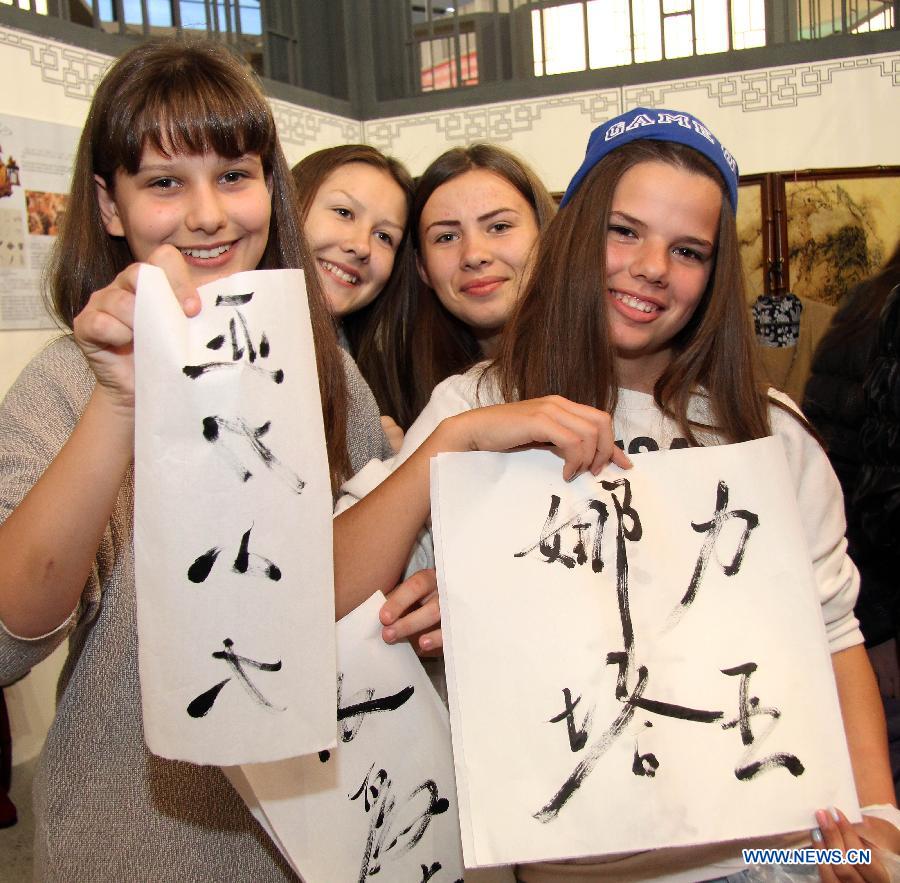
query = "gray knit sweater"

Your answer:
(0, 335), (391, 882)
